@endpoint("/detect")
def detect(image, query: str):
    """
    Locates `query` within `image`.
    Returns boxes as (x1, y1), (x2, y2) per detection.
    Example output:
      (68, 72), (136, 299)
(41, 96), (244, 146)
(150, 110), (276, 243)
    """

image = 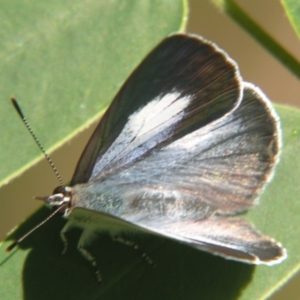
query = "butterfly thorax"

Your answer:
(69, 179), (216, 224)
